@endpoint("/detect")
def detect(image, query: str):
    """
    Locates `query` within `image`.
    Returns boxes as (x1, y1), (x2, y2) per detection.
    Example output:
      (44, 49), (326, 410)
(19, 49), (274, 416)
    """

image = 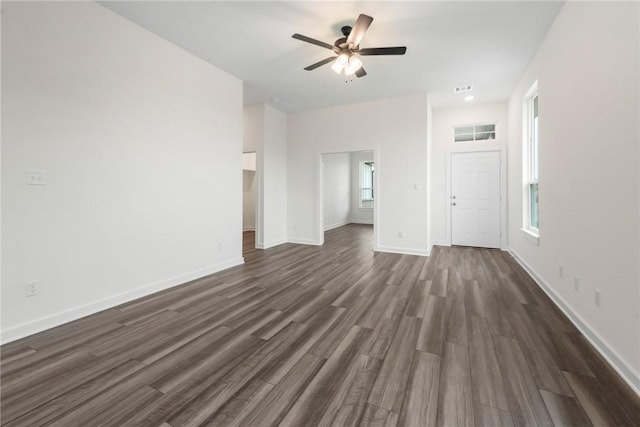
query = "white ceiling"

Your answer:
(100, 1), (563, 112)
